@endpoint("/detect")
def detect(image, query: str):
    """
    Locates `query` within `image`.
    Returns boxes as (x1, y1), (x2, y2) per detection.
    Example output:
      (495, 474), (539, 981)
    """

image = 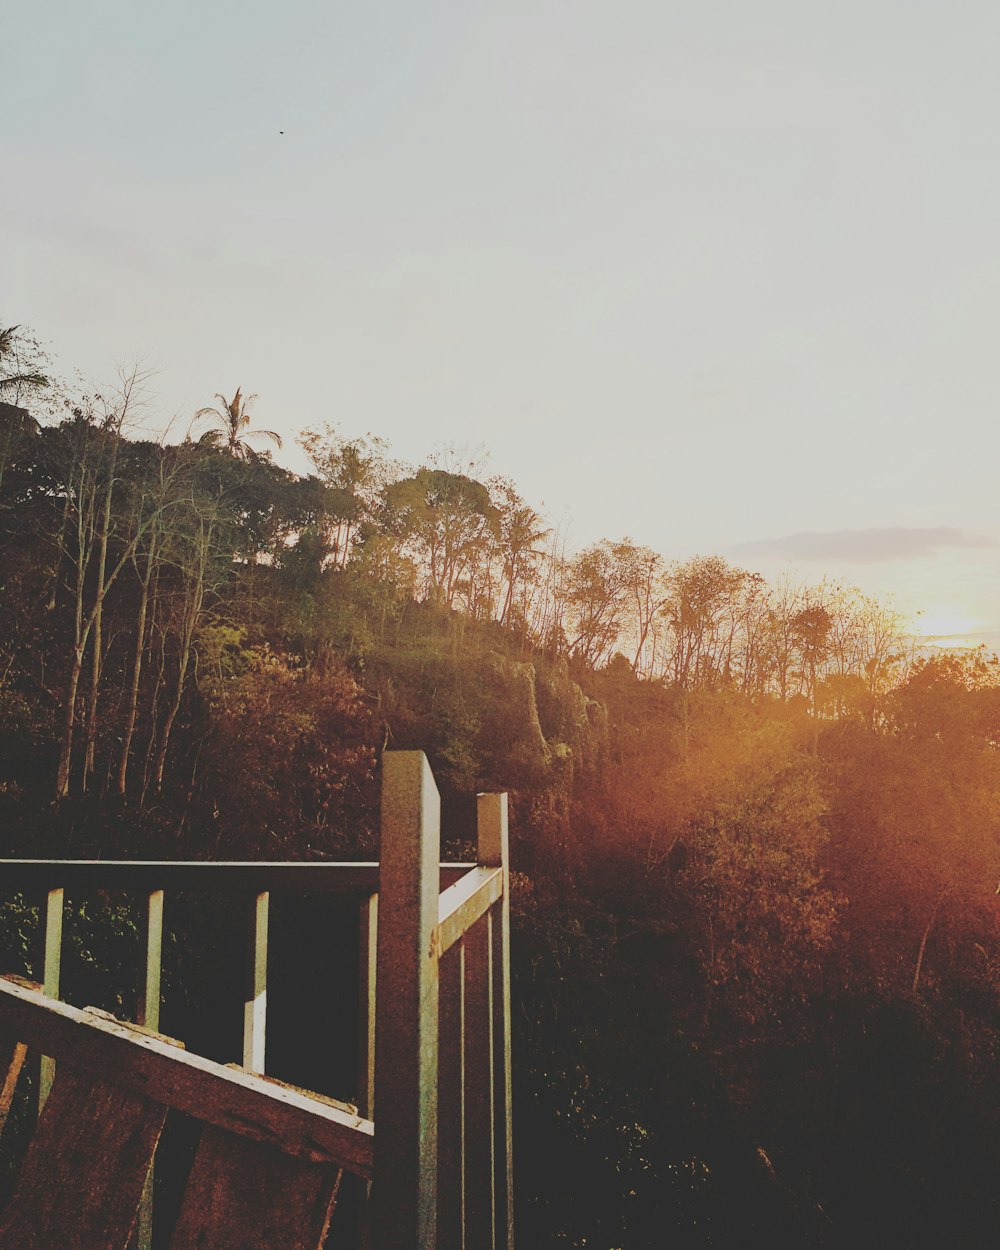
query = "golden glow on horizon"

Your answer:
(912, 610), (984, 649)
